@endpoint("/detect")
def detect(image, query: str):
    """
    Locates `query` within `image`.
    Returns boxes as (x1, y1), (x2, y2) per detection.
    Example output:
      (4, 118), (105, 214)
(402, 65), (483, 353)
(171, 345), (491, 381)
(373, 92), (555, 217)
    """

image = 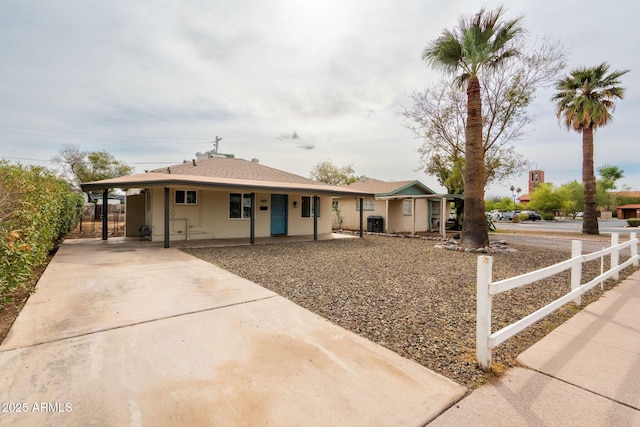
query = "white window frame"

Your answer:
(403, 199), (412, 216)
(301, 196), (320, 218)
(229, 193), (252, 219)
(356, 199), (375, 211)
(174, 189), (197, 205)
